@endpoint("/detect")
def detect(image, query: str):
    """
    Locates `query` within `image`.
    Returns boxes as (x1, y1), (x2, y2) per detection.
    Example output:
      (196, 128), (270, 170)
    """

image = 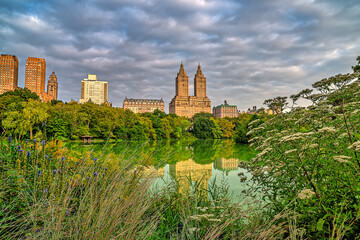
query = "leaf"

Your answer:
(316, 218), (325, 232)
